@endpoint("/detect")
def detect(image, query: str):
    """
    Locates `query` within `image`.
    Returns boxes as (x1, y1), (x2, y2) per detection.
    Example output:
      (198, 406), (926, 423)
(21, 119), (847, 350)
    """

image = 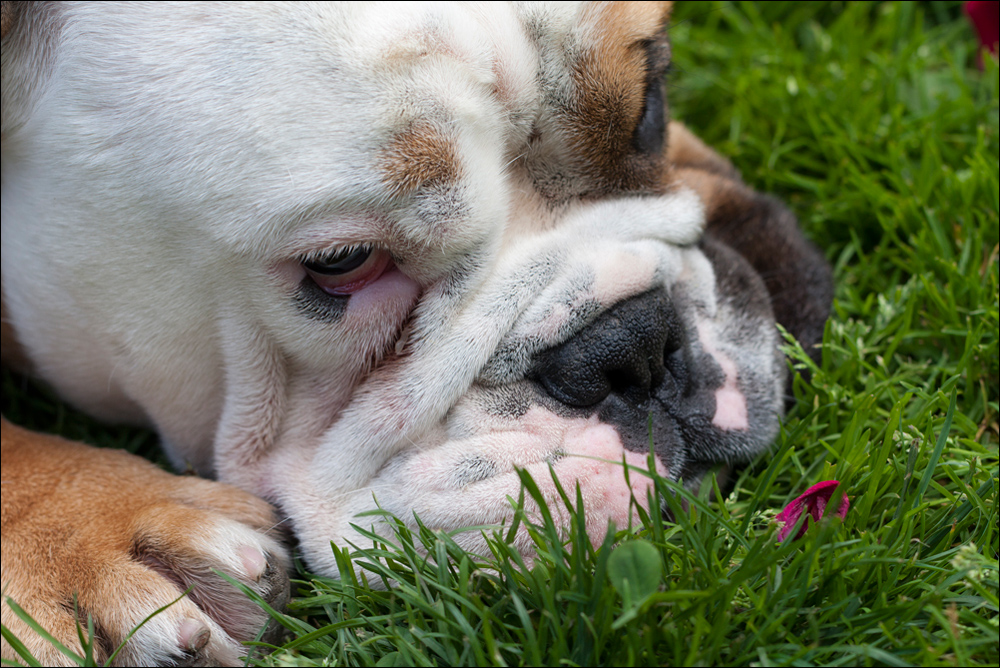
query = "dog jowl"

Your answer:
(1, 2), (832, 665)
